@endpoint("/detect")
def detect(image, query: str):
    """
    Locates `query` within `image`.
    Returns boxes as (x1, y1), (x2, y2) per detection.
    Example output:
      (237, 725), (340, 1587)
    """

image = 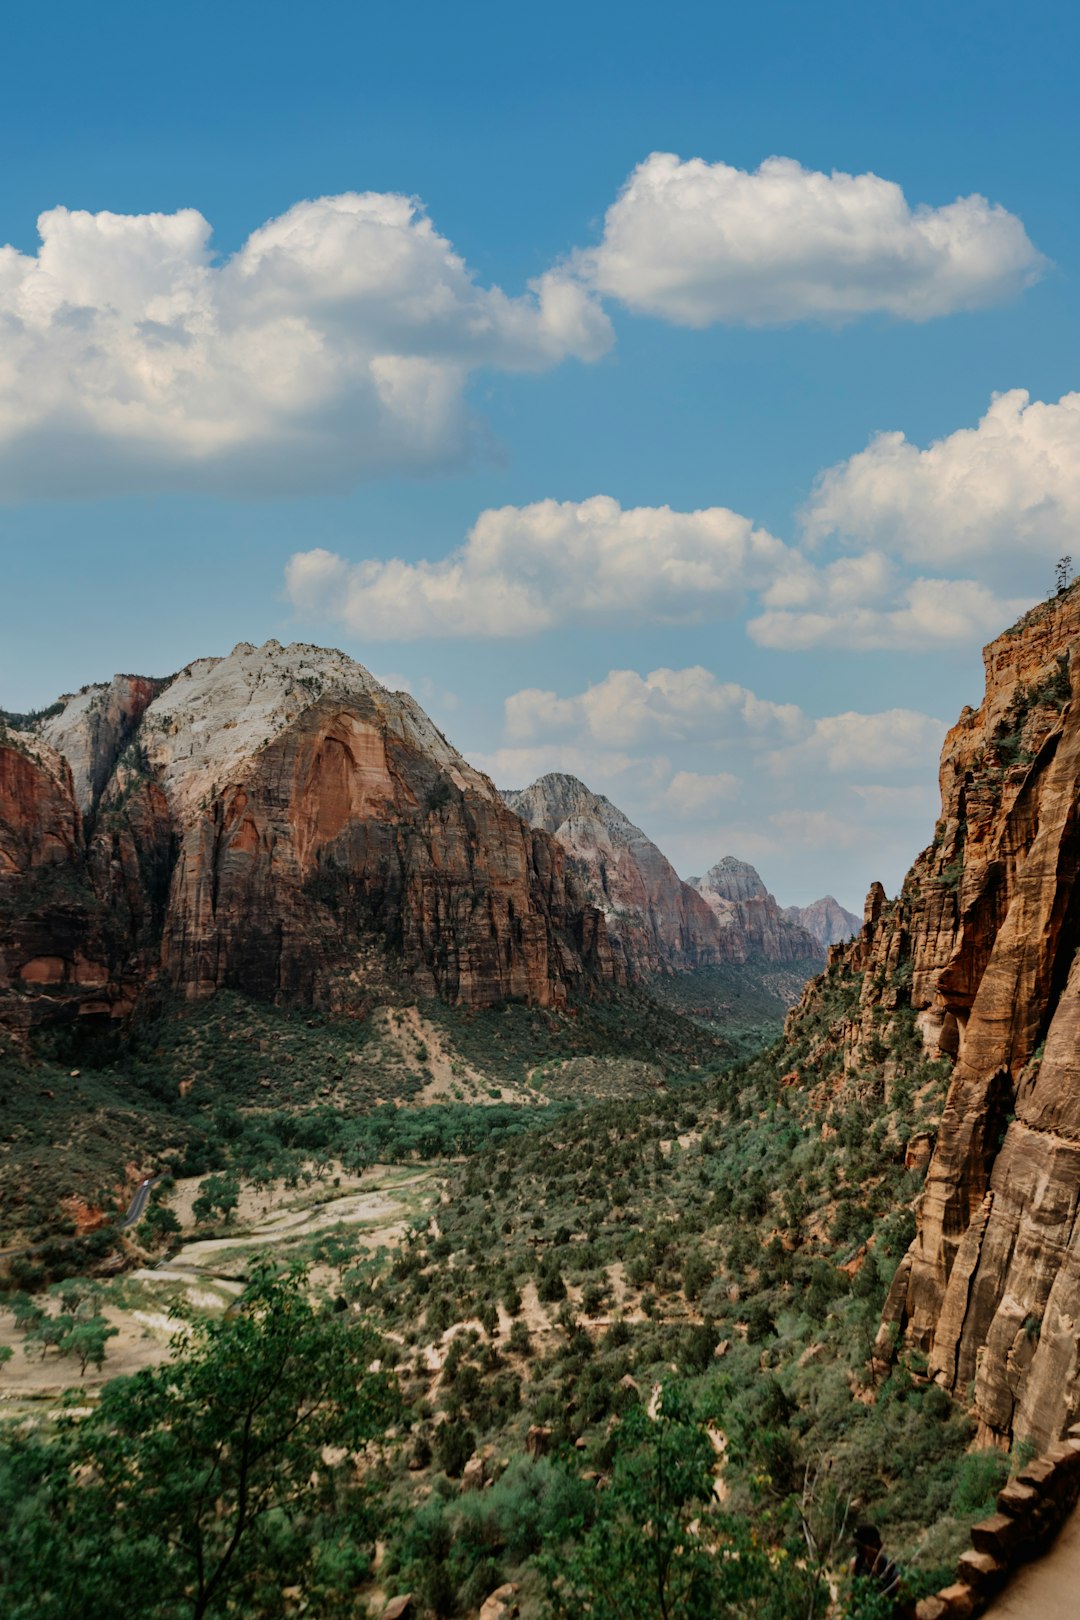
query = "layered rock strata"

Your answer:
(691, 857), (824, 963)
(503, 775), (823, 976)
(502, 774), (727, 974)
(783, 894), (860, 949)
(0, 643), (619, 1034)
(791, 586), (1080, 1448)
